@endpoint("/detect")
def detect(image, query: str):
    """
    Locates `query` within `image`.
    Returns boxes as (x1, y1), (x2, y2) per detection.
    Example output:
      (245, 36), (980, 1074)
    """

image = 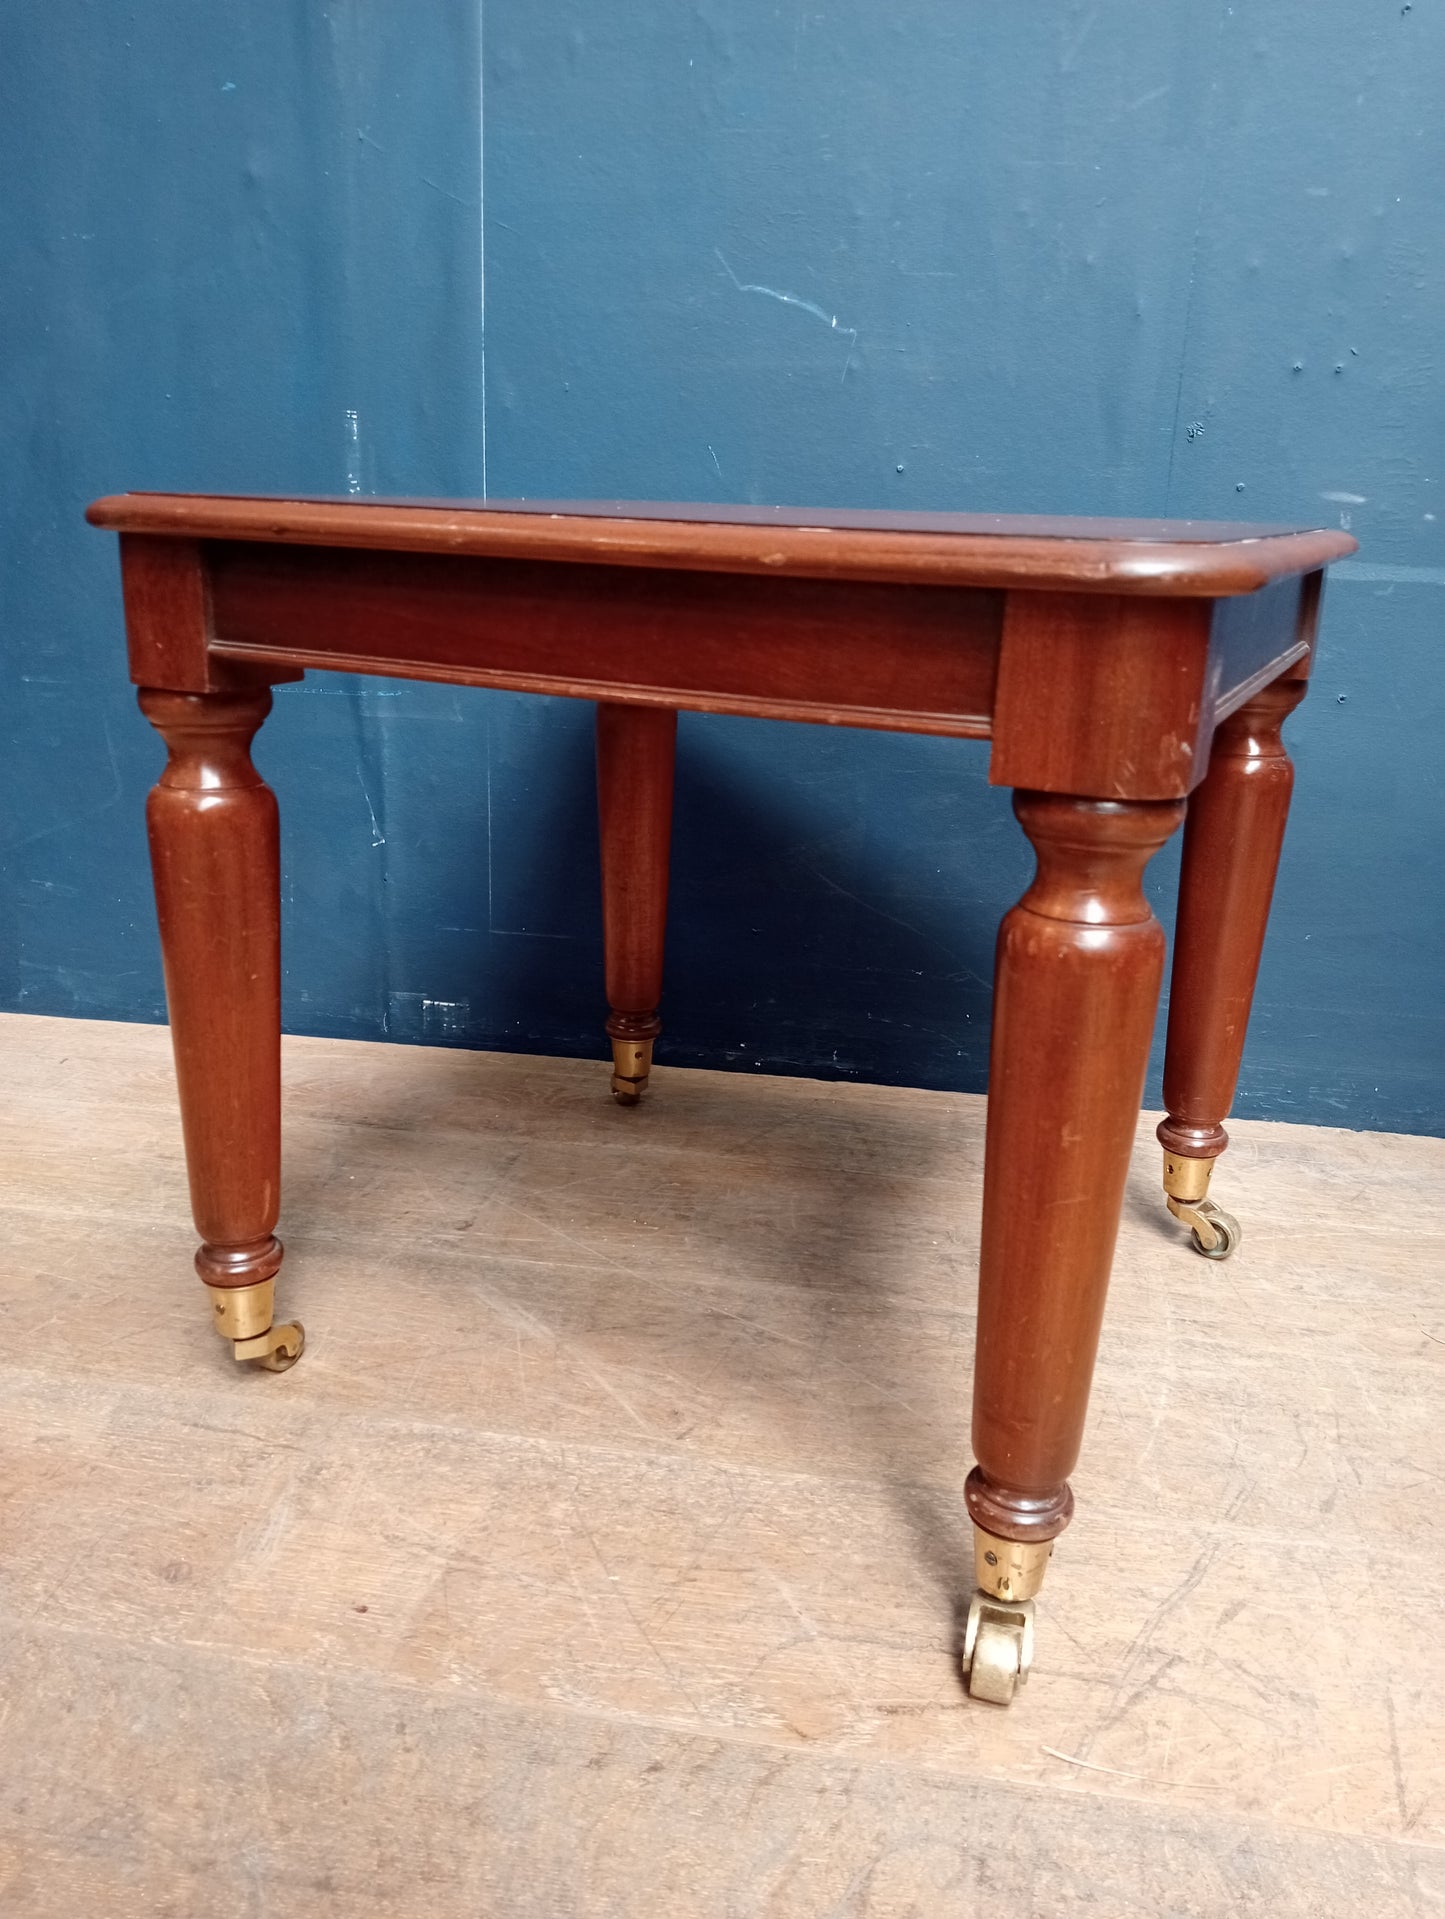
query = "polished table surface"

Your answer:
(88, 491), (1356, 1704)
(89, 490), (1346, 584)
